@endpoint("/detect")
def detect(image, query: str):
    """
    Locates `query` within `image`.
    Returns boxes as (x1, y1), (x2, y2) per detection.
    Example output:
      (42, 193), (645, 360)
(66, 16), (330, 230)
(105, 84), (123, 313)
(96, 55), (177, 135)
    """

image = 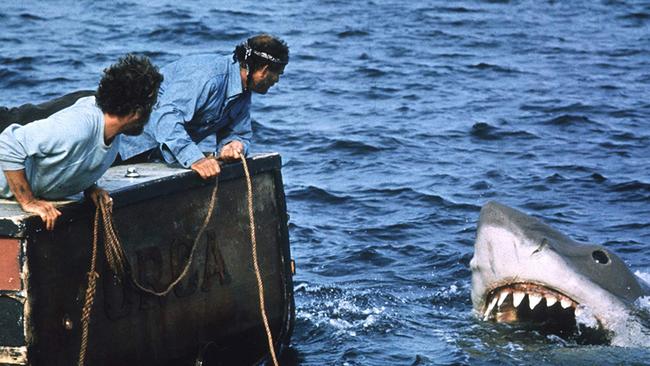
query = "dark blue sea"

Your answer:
(2, 0), (650, 365)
